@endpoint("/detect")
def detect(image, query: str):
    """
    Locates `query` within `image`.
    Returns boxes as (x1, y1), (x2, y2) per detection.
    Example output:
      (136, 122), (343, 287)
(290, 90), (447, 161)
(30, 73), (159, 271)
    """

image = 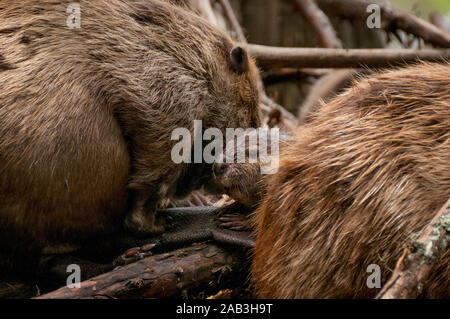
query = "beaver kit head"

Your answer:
(212, 151), (264, 208)
(251, 62), (450, 298)
(212, 130), (289, 208)
(0, 0), (261, 272)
